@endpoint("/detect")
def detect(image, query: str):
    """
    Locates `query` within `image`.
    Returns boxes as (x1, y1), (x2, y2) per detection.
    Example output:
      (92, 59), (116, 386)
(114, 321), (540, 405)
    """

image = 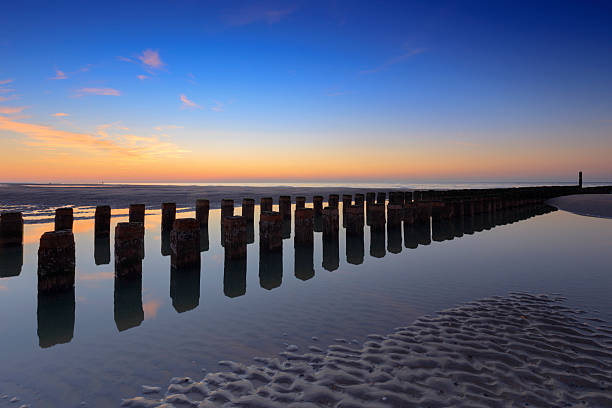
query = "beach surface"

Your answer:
(0, 184), (377, 223)
(122, 293), (612, 407)
(547, 194), (612, 219)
